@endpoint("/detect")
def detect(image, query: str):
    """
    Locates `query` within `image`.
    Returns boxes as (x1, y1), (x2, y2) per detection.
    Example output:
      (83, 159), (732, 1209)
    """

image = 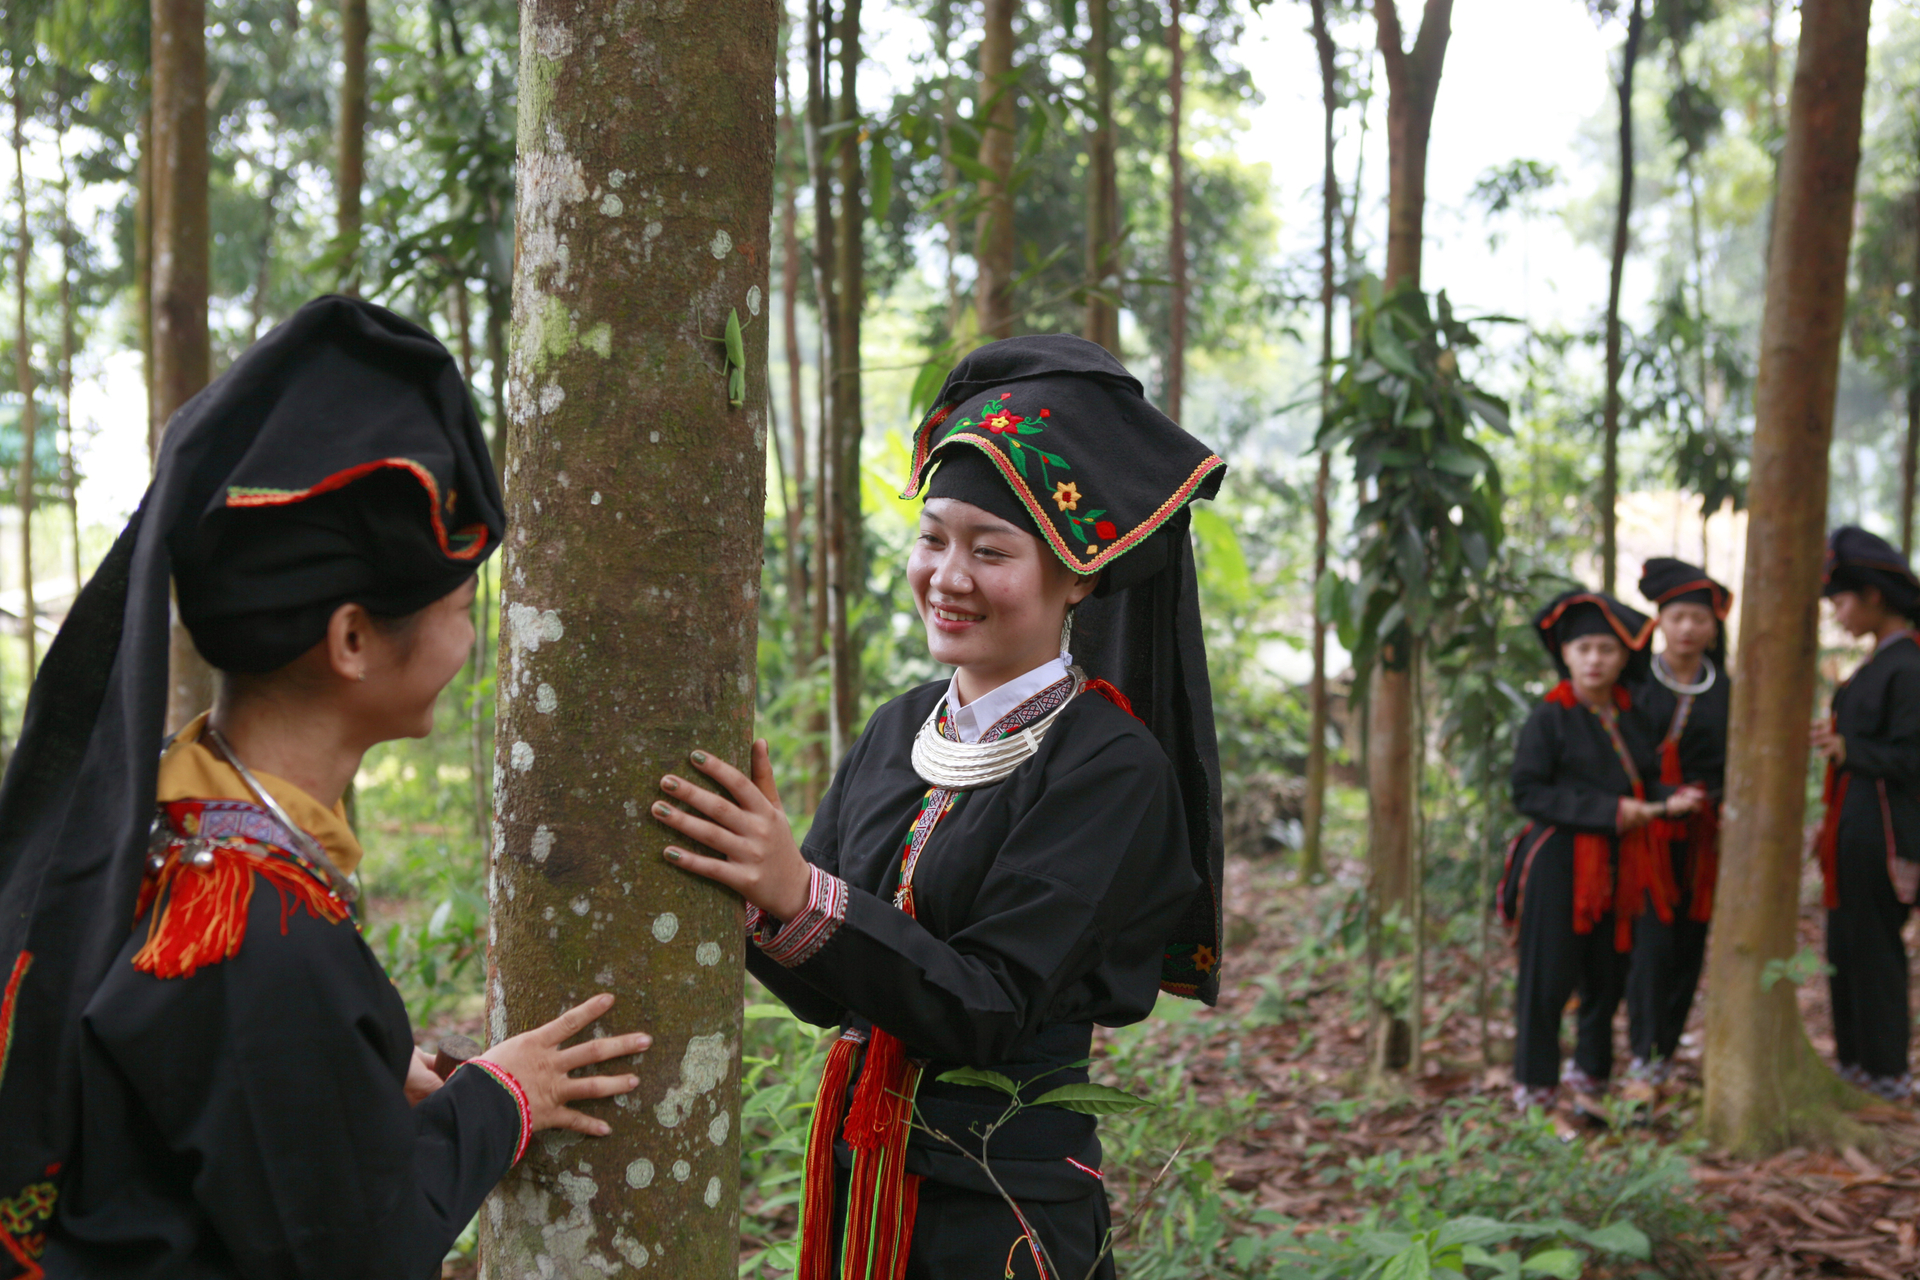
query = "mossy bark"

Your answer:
(481, 0), (774, 1273)
(1701, 0), (1872, 1159)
